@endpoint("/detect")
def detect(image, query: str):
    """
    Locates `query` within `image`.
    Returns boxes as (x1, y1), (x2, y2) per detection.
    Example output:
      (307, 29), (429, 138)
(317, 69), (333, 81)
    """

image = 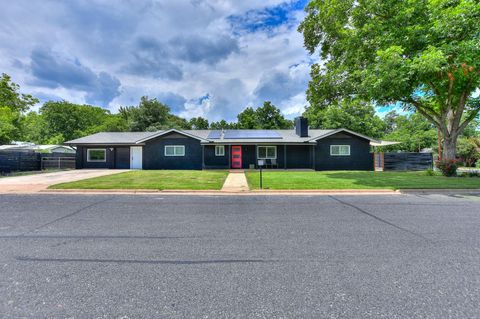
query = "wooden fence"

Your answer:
(0, 150), (75, 173)
(377, 152), (433, 171)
